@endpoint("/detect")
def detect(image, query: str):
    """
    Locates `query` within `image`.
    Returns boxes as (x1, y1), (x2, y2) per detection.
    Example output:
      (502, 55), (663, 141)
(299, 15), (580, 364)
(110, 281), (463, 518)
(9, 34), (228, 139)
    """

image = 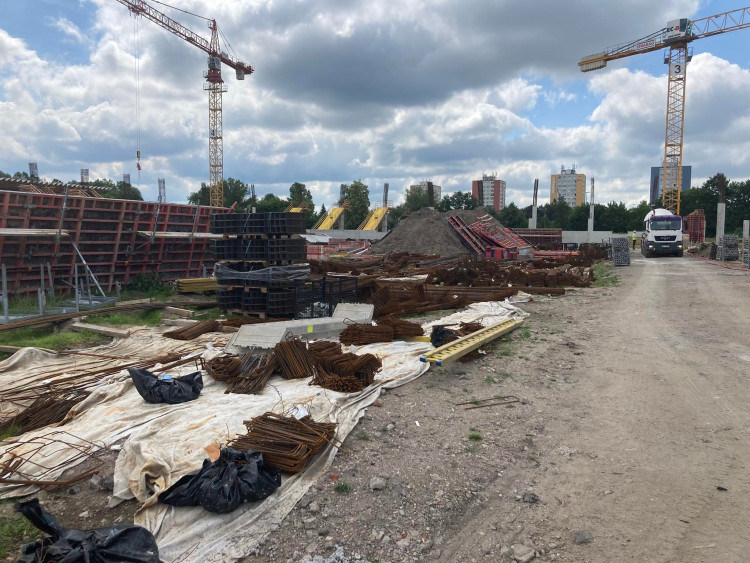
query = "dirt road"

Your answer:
(247, 255), (750, 563)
